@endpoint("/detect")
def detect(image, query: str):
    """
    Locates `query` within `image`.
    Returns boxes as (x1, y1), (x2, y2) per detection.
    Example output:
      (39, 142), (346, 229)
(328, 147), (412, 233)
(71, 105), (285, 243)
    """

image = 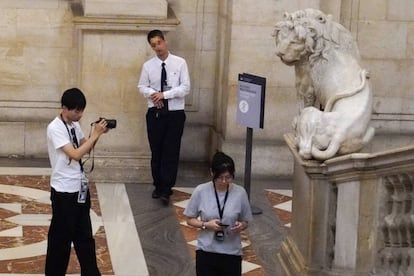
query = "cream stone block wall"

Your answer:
(217, 0), (327, 176)
(0, 1), (75, 159)
(166, 0), (220, 162)
(0, 0), (219, 172)
(359, 0), (387, 20)
(73, 0), (220, 176)
(352, 0), (414, 154)
(388, 0), (414, 20)
(78, 31), (149, 155)
(359, 22), (407, 59)
(25, 122), (49, 157)
(0, 123), (25, 156)
(82, 0), (168, 18)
